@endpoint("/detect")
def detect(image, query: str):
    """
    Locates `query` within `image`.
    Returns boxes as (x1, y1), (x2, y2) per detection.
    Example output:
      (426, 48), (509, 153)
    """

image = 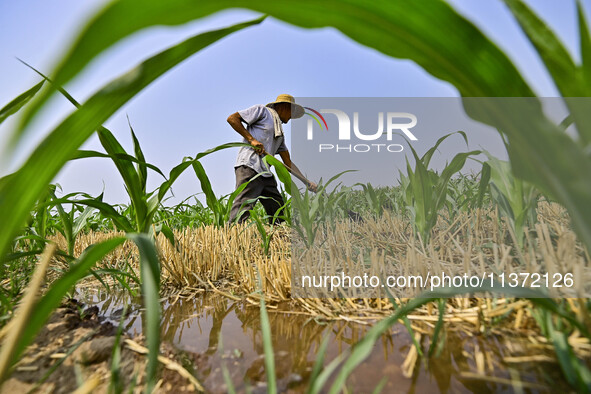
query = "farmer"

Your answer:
(227, 94), (317, 224)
